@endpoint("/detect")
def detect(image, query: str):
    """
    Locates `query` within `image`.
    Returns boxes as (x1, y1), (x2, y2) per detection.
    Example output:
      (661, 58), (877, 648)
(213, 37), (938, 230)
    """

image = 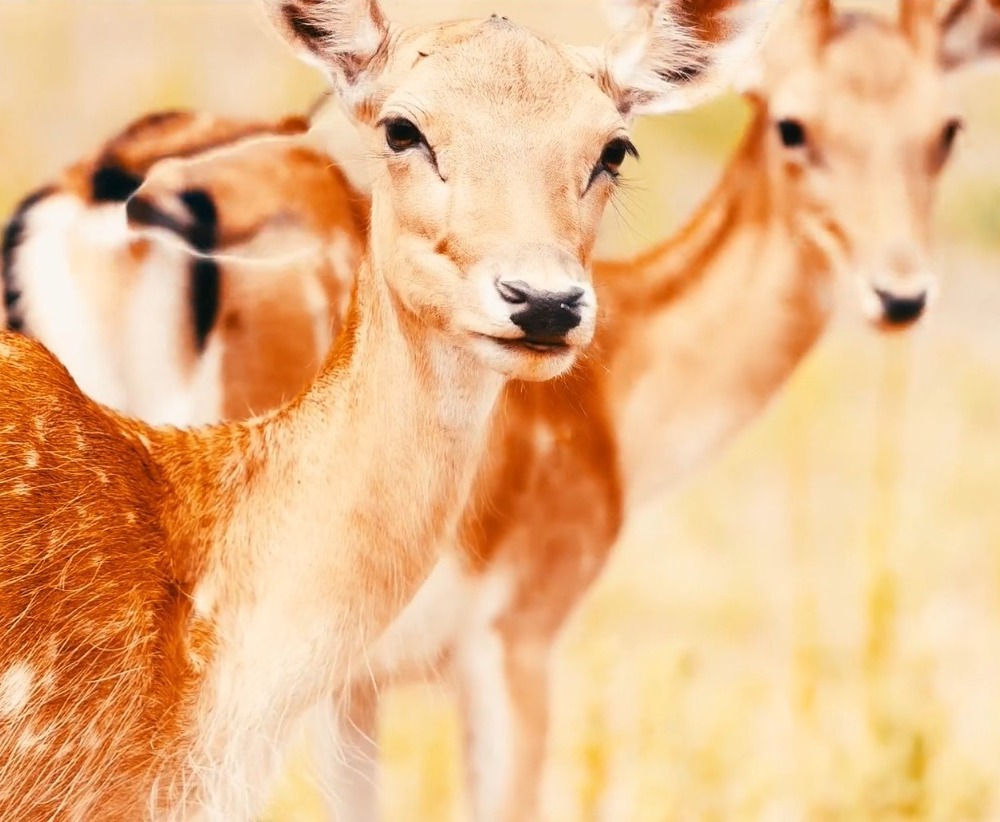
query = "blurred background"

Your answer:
(2, 1), (1000, 820)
